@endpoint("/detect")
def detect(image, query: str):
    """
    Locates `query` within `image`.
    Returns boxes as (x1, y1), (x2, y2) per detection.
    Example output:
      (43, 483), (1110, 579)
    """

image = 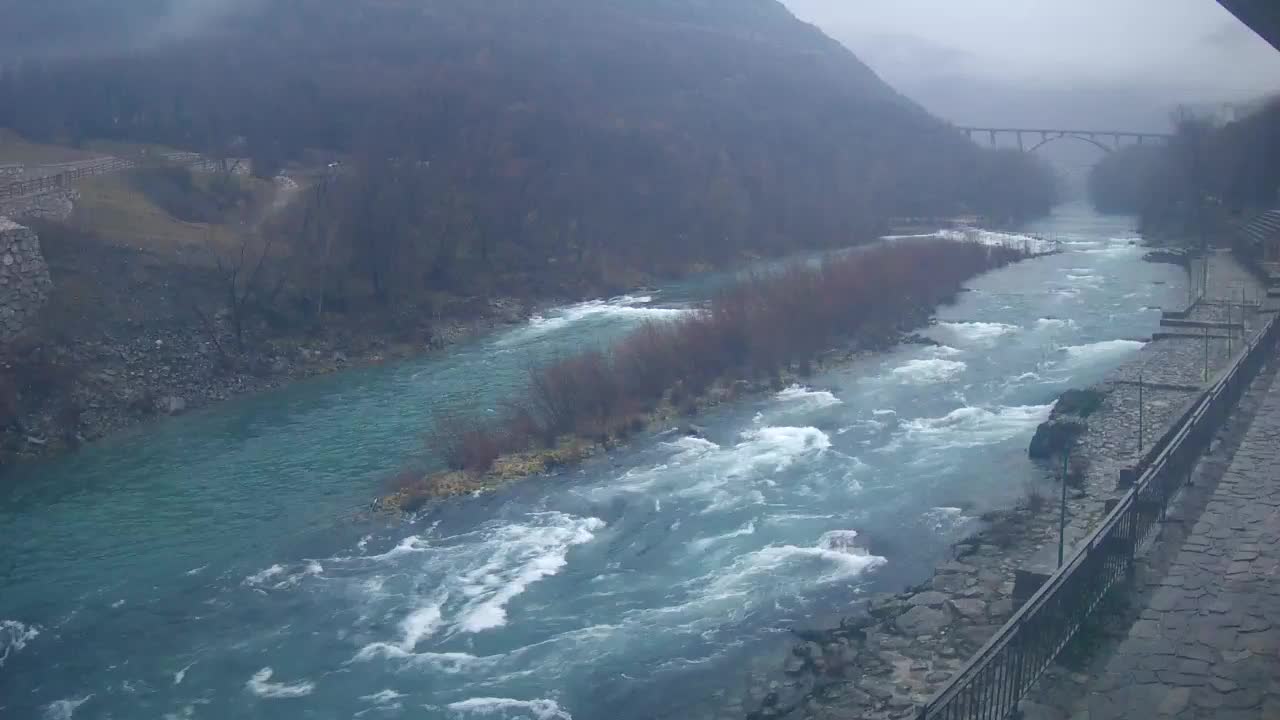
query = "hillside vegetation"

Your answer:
(1088, 100), (1280, 239)
(3, 0), (1054, 297)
